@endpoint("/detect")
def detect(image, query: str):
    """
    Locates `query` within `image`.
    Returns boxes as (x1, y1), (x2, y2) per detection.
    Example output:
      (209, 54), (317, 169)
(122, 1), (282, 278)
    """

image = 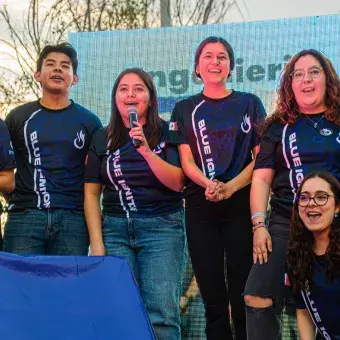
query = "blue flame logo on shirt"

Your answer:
(336, 132), (340, 144)
(9, 141), (14, 155)
(74, 130), (86, 149)
(241, 114), (251, 134)
(319, 128), (333, 137)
